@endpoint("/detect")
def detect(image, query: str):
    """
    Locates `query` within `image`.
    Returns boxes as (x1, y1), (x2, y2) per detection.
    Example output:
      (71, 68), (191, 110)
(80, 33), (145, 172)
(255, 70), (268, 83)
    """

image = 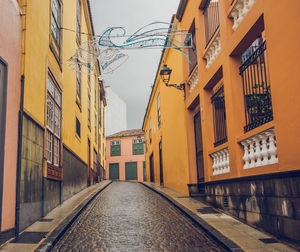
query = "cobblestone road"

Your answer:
(52, 182), (225, 251)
